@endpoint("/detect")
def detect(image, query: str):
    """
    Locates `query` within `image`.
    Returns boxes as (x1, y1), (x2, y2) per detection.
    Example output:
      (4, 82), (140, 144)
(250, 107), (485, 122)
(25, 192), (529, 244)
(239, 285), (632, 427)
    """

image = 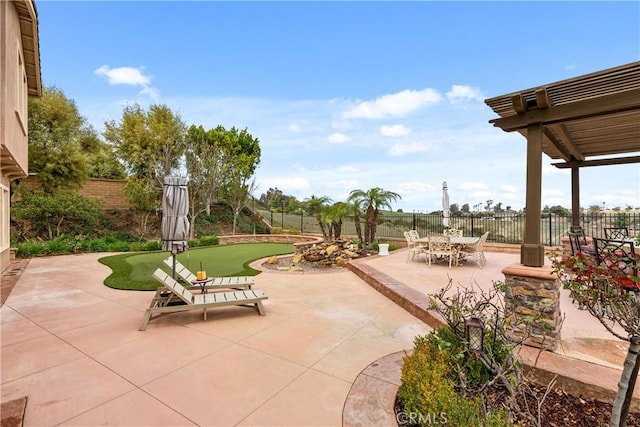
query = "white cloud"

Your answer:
(500, 184), (519, 193)
(288, 123), (302, 133)
(342, 88), (441, 120)
(262, 177), (309, 191)
(337, 165), (359, 173)
(328, 132), (351, 144)
(387, 142), (430, 156)
(380, 124), (411, 137)
(459, 182), (489, 191)
(446, 85), (484, 103)
(94, 65), (159, 100)
(94, 65), (150, 86)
